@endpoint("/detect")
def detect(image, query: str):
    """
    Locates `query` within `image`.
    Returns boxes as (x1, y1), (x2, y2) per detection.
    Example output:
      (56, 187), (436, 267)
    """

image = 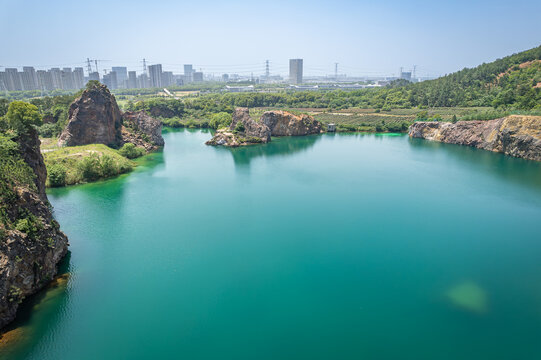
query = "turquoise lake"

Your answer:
(2, 128), (541, 359)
